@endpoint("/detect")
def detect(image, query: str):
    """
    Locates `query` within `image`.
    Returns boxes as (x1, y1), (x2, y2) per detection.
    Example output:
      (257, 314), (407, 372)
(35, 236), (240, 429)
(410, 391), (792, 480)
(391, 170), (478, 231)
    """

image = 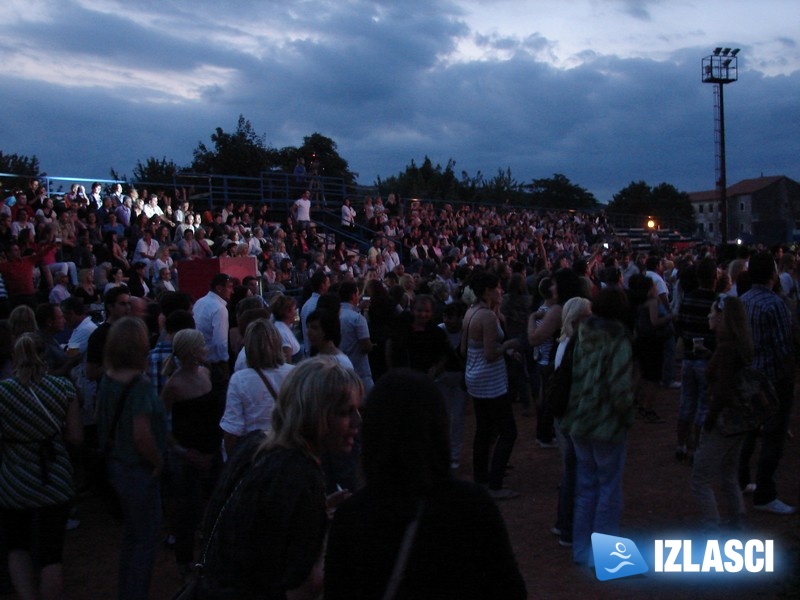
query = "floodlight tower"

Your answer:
(702, 47), (739, 243)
